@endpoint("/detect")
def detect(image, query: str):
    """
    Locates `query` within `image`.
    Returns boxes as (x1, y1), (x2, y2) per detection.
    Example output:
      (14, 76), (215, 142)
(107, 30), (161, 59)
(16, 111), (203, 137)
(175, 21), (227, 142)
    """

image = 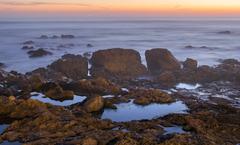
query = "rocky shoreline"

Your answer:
(0, 48), (240, 145)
